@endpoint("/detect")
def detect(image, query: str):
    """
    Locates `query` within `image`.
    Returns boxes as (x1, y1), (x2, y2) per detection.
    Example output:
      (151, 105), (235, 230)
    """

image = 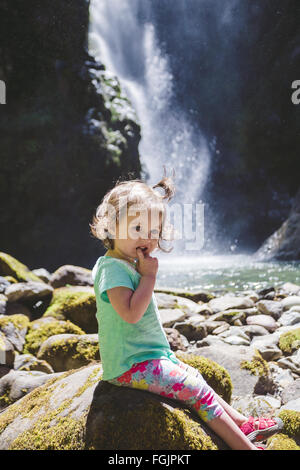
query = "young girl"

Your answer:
(90, 171), (283, 450)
